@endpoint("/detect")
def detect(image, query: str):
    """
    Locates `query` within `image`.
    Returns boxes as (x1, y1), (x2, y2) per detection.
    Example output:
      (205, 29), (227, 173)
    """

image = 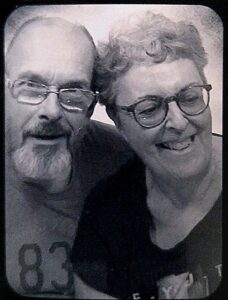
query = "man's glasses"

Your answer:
(7, 79), (98, 113)
(108, 84), (212, 128)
